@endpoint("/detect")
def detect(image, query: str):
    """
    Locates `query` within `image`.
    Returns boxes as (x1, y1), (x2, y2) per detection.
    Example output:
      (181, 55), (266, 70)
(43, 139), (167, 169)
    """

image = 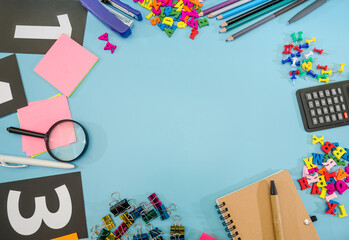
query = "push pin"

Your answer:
(306, 37), (316, 44)
(294, 45), (303, 53)
(145, 224), (164, 240)
(282, 44), (294, 55)
(336, 63), (346, 74)
(291, 52), (301, 58)
(307, 70), (318, 78)
(140, 202), (158, 224)
(297, 31), (303, 43)
(313, 47), (327, 55)
(291, 57), (299, 67)
(304, 51), (313, 59)
(318, 77), (329, 83)
(302, 57), (314, 63)
(291, 32), (297, 43)
(322, 69), (332, 76)
(297, 67), (307, 80)
(282, 56), (292, 64)
(317, 74), (328, 79)
(302, 62), (312, 71)
(170, 215), (185, 240)
(109, 192), (132, 217)
(317, 64), (328, 71)
(299, 43), (309, 49)
(132, 224), (149, 240)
